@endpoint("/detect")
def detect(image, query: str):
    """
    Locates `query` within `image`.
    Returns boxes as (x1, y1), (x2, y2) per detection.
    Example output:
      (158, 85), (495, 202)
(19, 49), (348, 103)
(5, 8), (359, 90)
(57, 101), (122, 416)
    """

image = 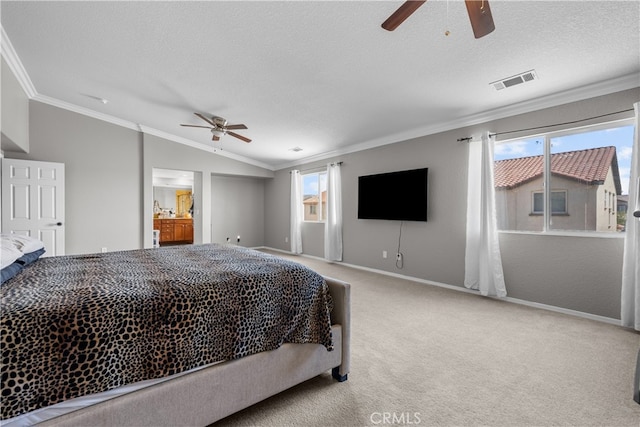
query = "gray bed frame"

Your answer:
(37, 276), (351, 426)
